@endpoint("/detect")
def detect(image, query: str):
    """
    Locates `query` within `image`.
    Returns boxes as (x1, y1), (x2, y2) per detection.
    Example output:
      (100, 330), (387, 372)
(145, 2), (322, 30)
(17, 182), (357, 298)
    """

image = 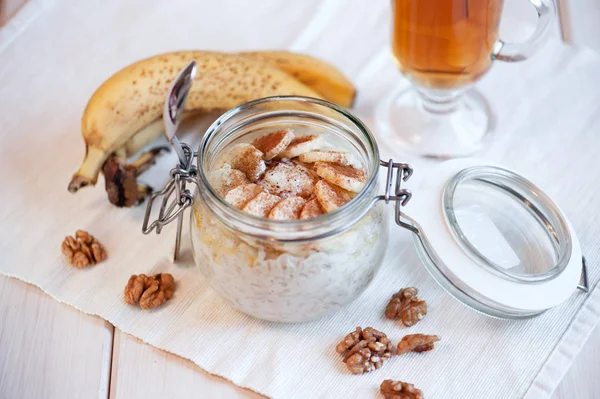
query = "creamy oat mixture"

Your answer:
(191, 129), (386, 322)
